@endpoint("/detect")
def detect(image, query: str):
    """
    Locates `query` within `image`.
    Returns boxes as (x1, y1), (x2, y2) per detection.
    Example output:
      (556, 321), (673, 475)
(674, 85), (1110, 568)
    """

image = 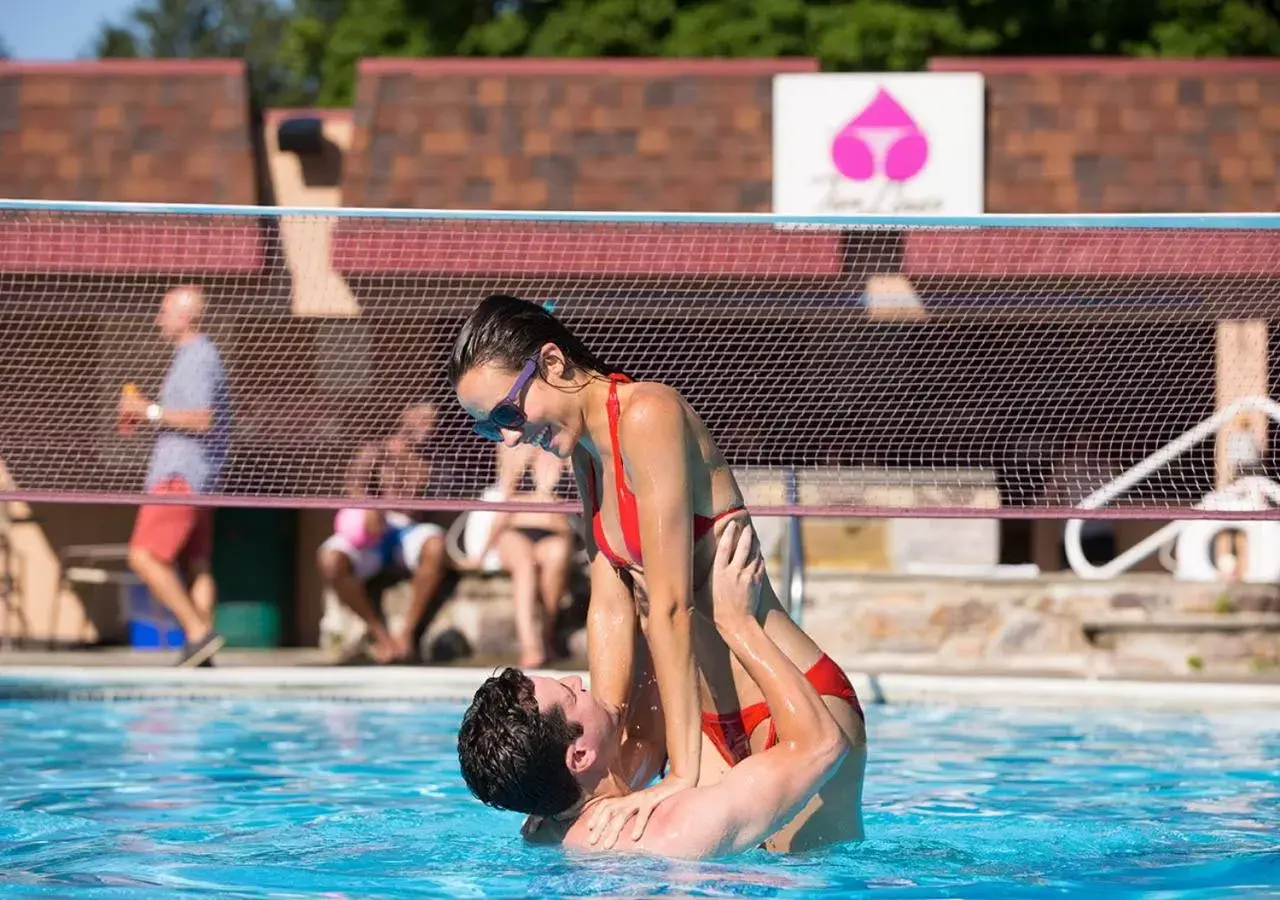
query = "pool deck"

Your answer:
(1, 648), (1278, 710)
